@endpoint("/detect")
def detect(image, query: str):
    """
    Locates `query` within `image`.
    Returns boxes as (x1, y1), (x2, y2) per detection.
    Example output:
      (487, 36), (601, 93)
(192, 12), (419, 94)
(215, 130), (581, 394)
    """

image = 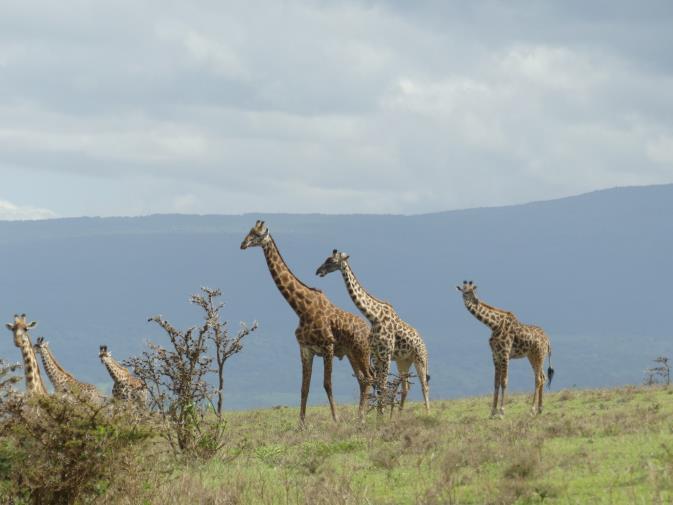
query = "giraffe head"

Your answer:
(5, 314), (37, 347)
(99, 345), (111, 360)
(240, 220), (271, 250)
(315, 249), (350, 277)
(33, 336), (49, 353)
(456, 280), (478, 301)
